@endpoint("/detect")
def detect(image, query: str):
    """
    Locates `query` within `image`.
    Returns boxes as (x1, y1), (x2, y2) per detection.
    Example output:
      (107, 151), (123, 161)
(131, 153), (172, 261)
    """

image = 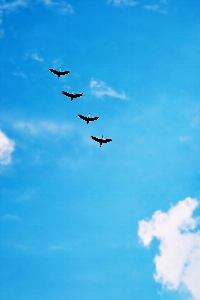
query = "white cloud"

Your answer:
(107, 0), (168, 12)
(14, 120), (73, 136)
(0, 0), (28, 12)
(144, 4), (159, 11)
(138, 197), (200, 300)
(31, 52), (44, 62)
(144, 0), (168, 13)
(0, 0), (73, 30)
(0, 0), (28, 28)
(90, 78), (127, 99)
(0, 130), (15, 165)
(24, 49), (44, 62)
(107, 0), (138, 6)
(42, 0), (74, 14)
